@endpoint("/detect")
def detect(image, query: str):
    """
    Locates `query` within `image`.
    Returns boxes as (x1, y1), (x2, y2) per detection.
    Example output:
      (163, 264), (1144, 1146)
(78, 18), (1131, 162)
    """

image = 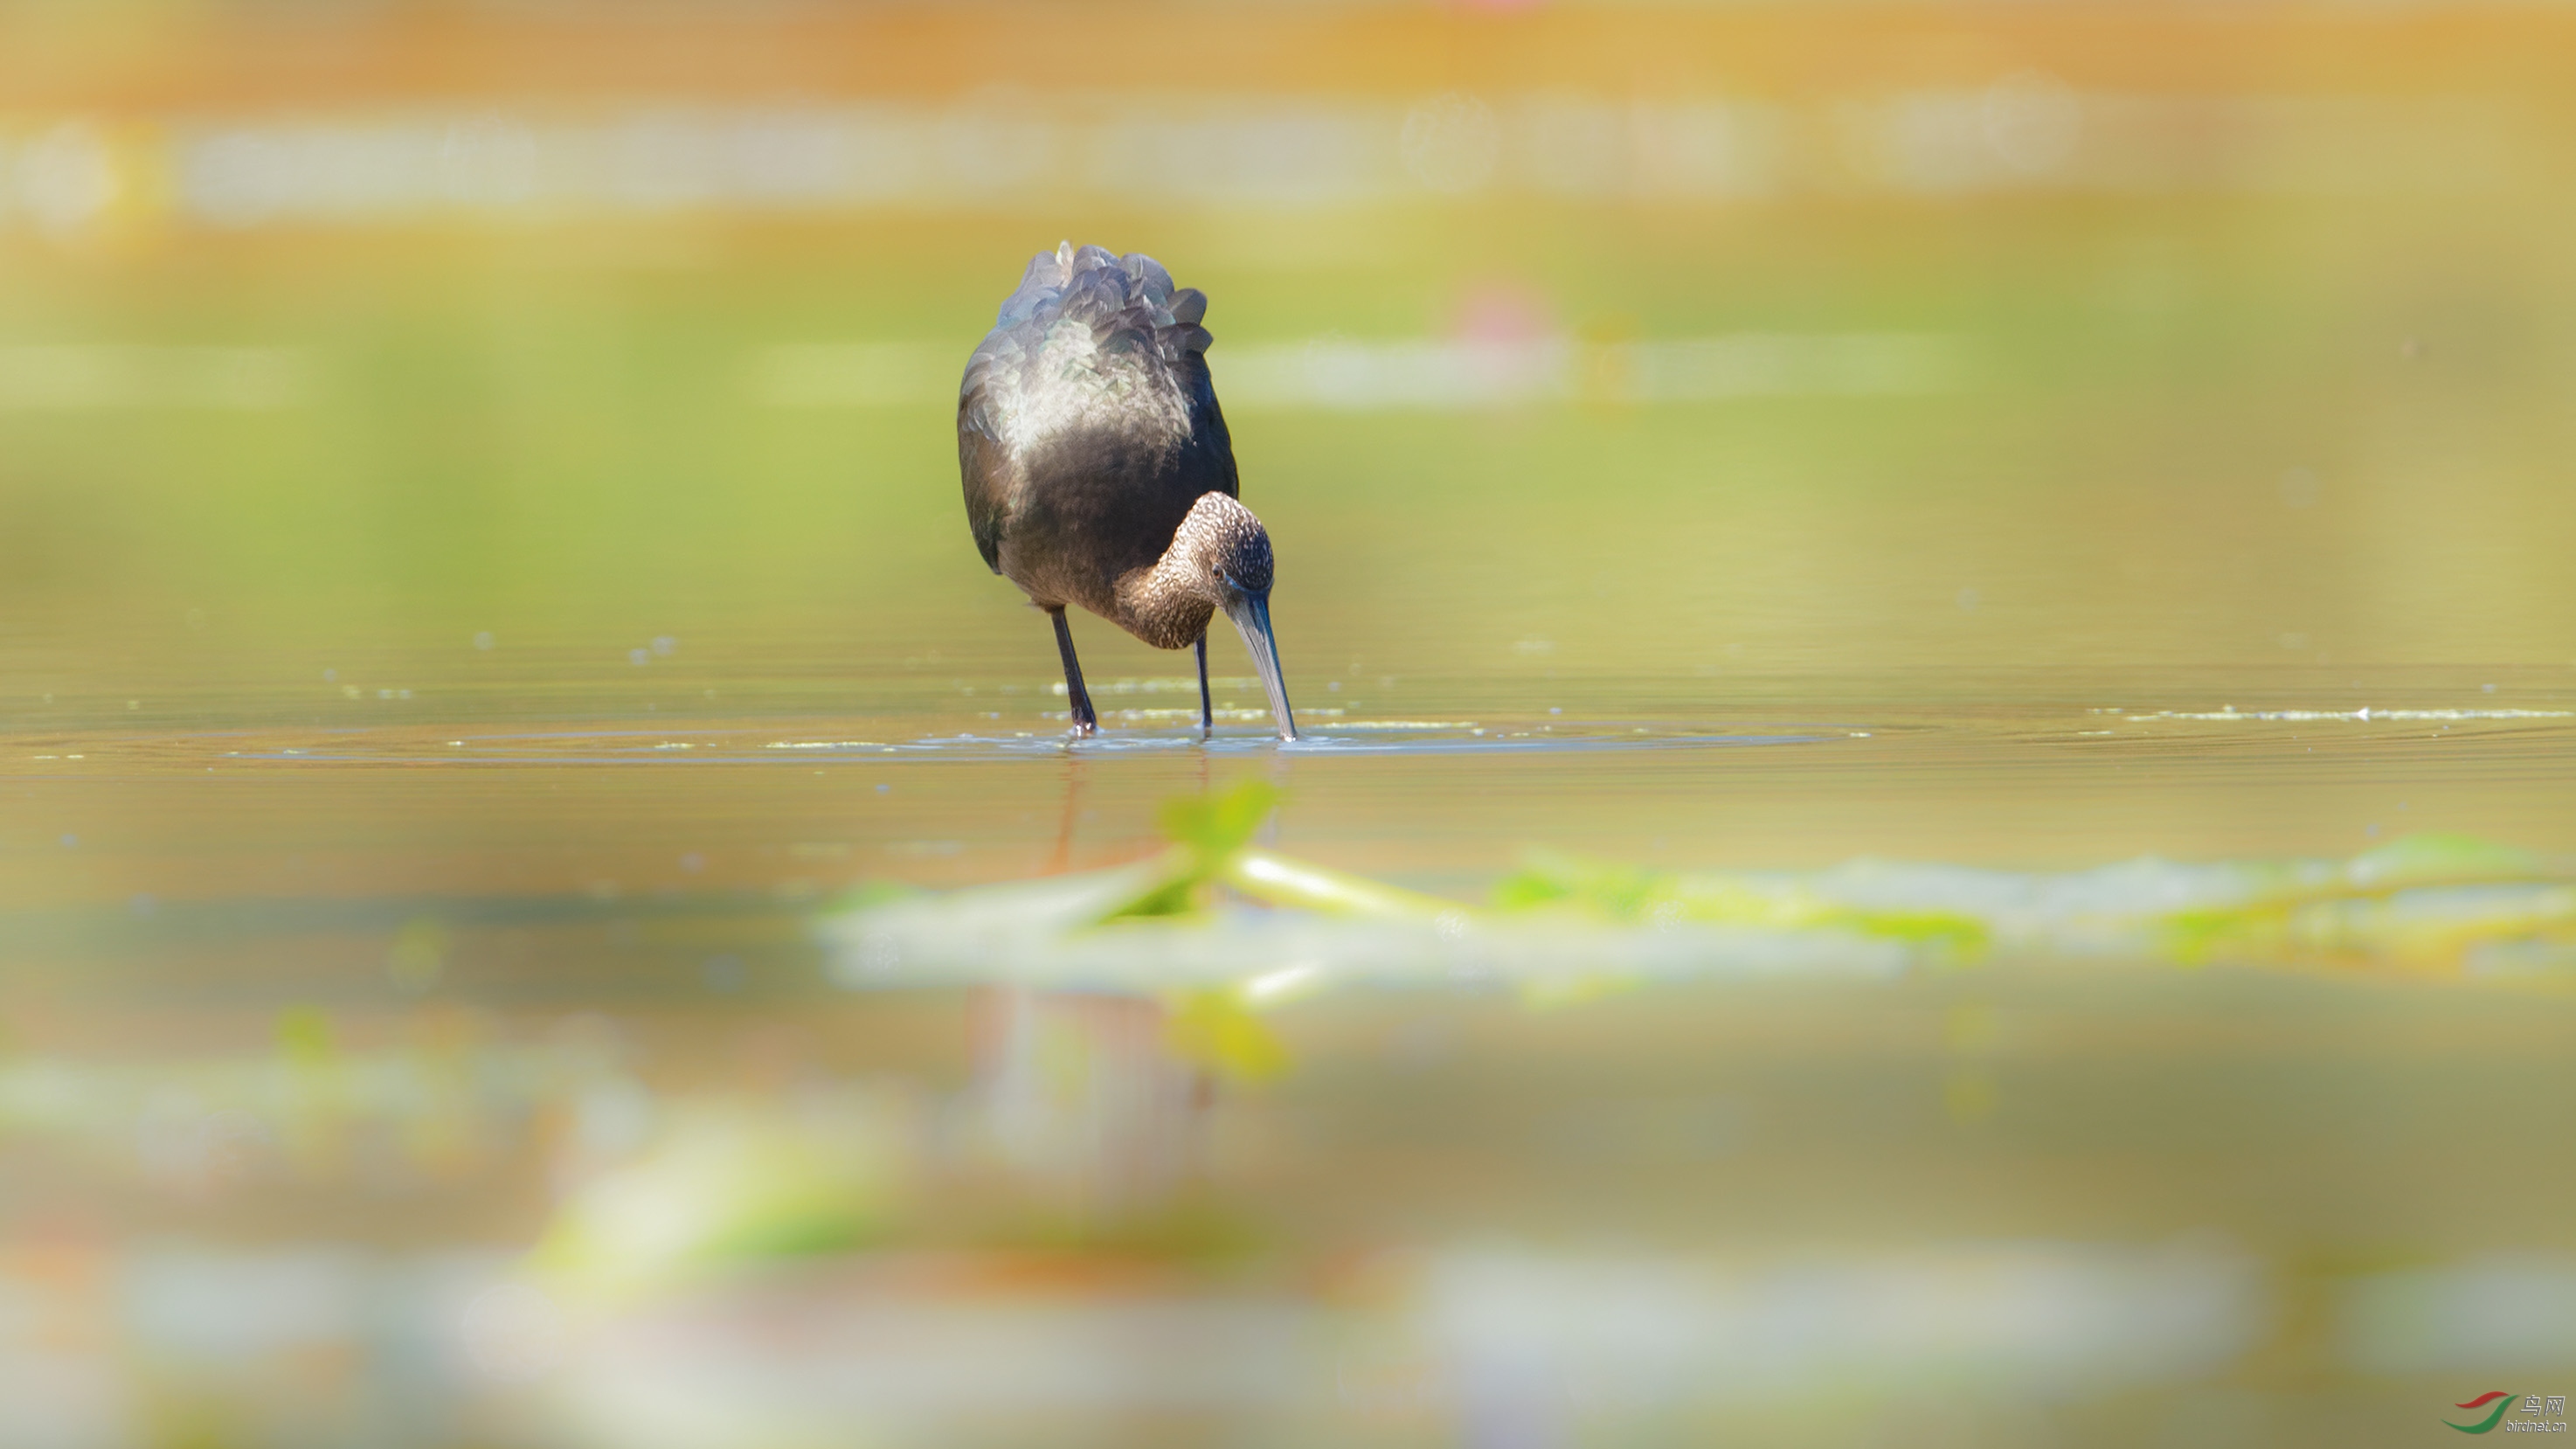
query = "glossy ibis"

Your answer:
(959, 242), (1298, 741)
